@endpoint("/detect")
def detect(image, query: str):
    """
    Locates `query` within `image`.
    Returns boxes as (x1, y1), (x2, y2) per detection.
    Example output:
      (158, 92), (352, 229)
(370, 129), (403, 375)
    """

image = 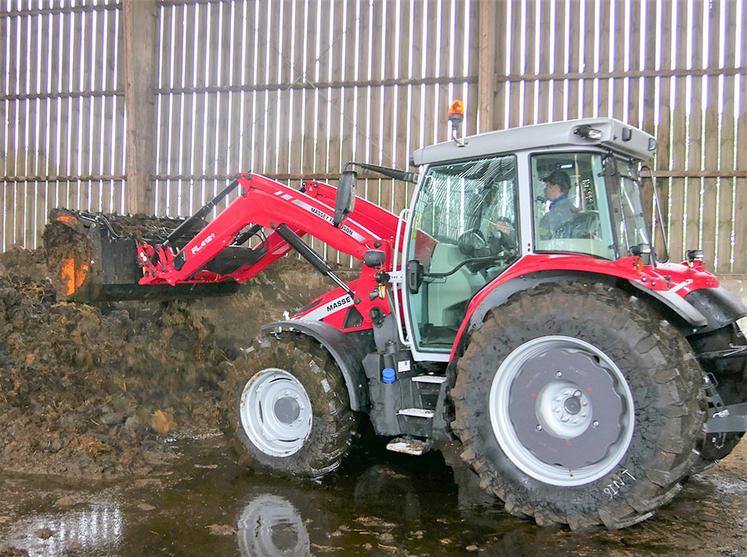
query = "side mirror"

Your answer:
(334, 171), (357, 227)
(406, 259), (424, 294)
